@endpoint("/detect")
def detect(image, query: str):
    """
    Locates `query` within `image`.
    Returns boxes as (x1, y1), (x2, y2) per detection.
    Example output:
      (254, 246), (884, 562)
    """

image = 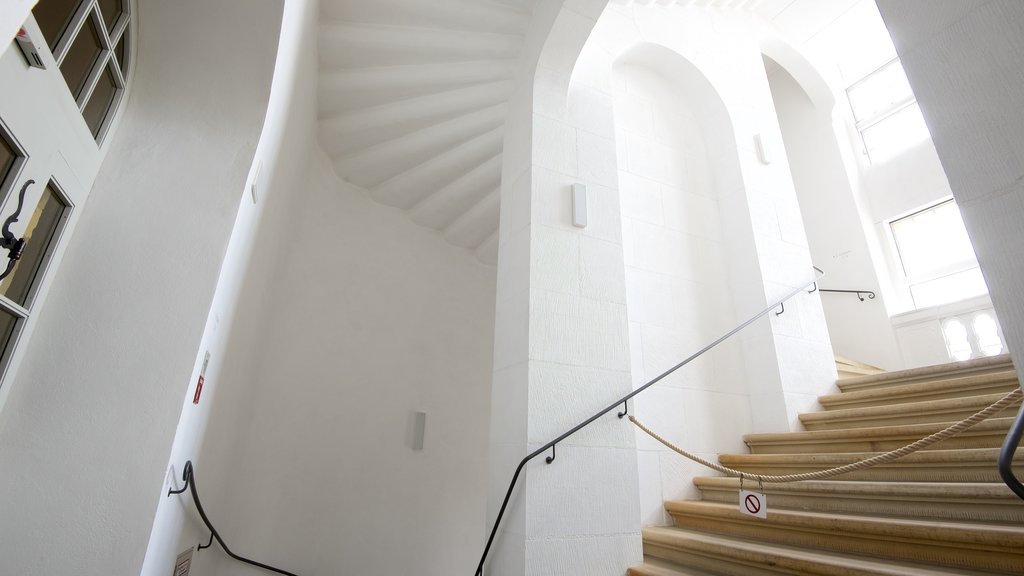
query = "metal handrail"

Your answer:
(474, 266), (825, 575)
(168, 460), (300, 576)
(999, 402), (1024, 500)
(813, 287), (876, 301)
